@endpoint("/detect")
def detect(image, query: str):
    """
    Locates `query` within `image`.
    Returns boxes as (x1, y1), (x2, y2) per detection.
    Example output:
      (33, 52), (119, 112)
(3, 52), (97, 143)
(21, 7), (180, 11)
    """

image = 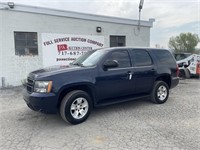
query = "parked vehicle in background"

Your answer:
(174, 53), (200, 78)
(23, 47), (179, 124)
